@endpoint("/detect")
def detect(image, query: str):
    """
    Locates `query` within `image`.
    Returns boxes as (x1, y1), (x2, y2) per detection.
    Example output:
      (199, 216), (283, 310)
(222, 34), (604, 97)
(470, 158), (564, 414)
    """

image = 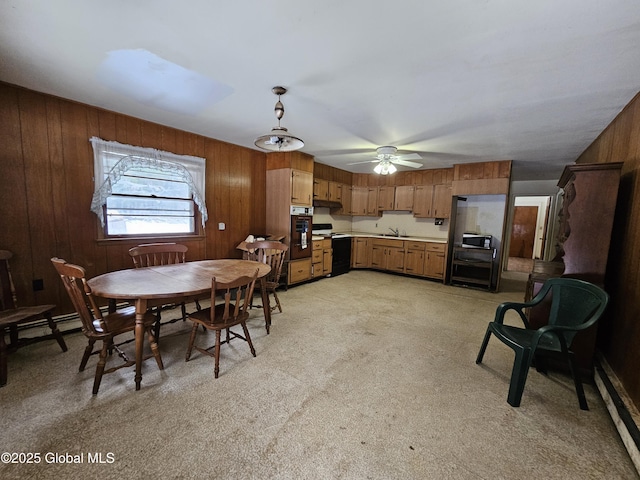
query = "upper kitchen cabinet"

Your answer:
(313, 178), (344, 208)
(377, 186), (395, 211)
(328, 182), (343, 203)
(394, 185), (415, 211)
(291, 170), (313, 206)
(413, 168), (453, 218)
(313, 178), (329, 201)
